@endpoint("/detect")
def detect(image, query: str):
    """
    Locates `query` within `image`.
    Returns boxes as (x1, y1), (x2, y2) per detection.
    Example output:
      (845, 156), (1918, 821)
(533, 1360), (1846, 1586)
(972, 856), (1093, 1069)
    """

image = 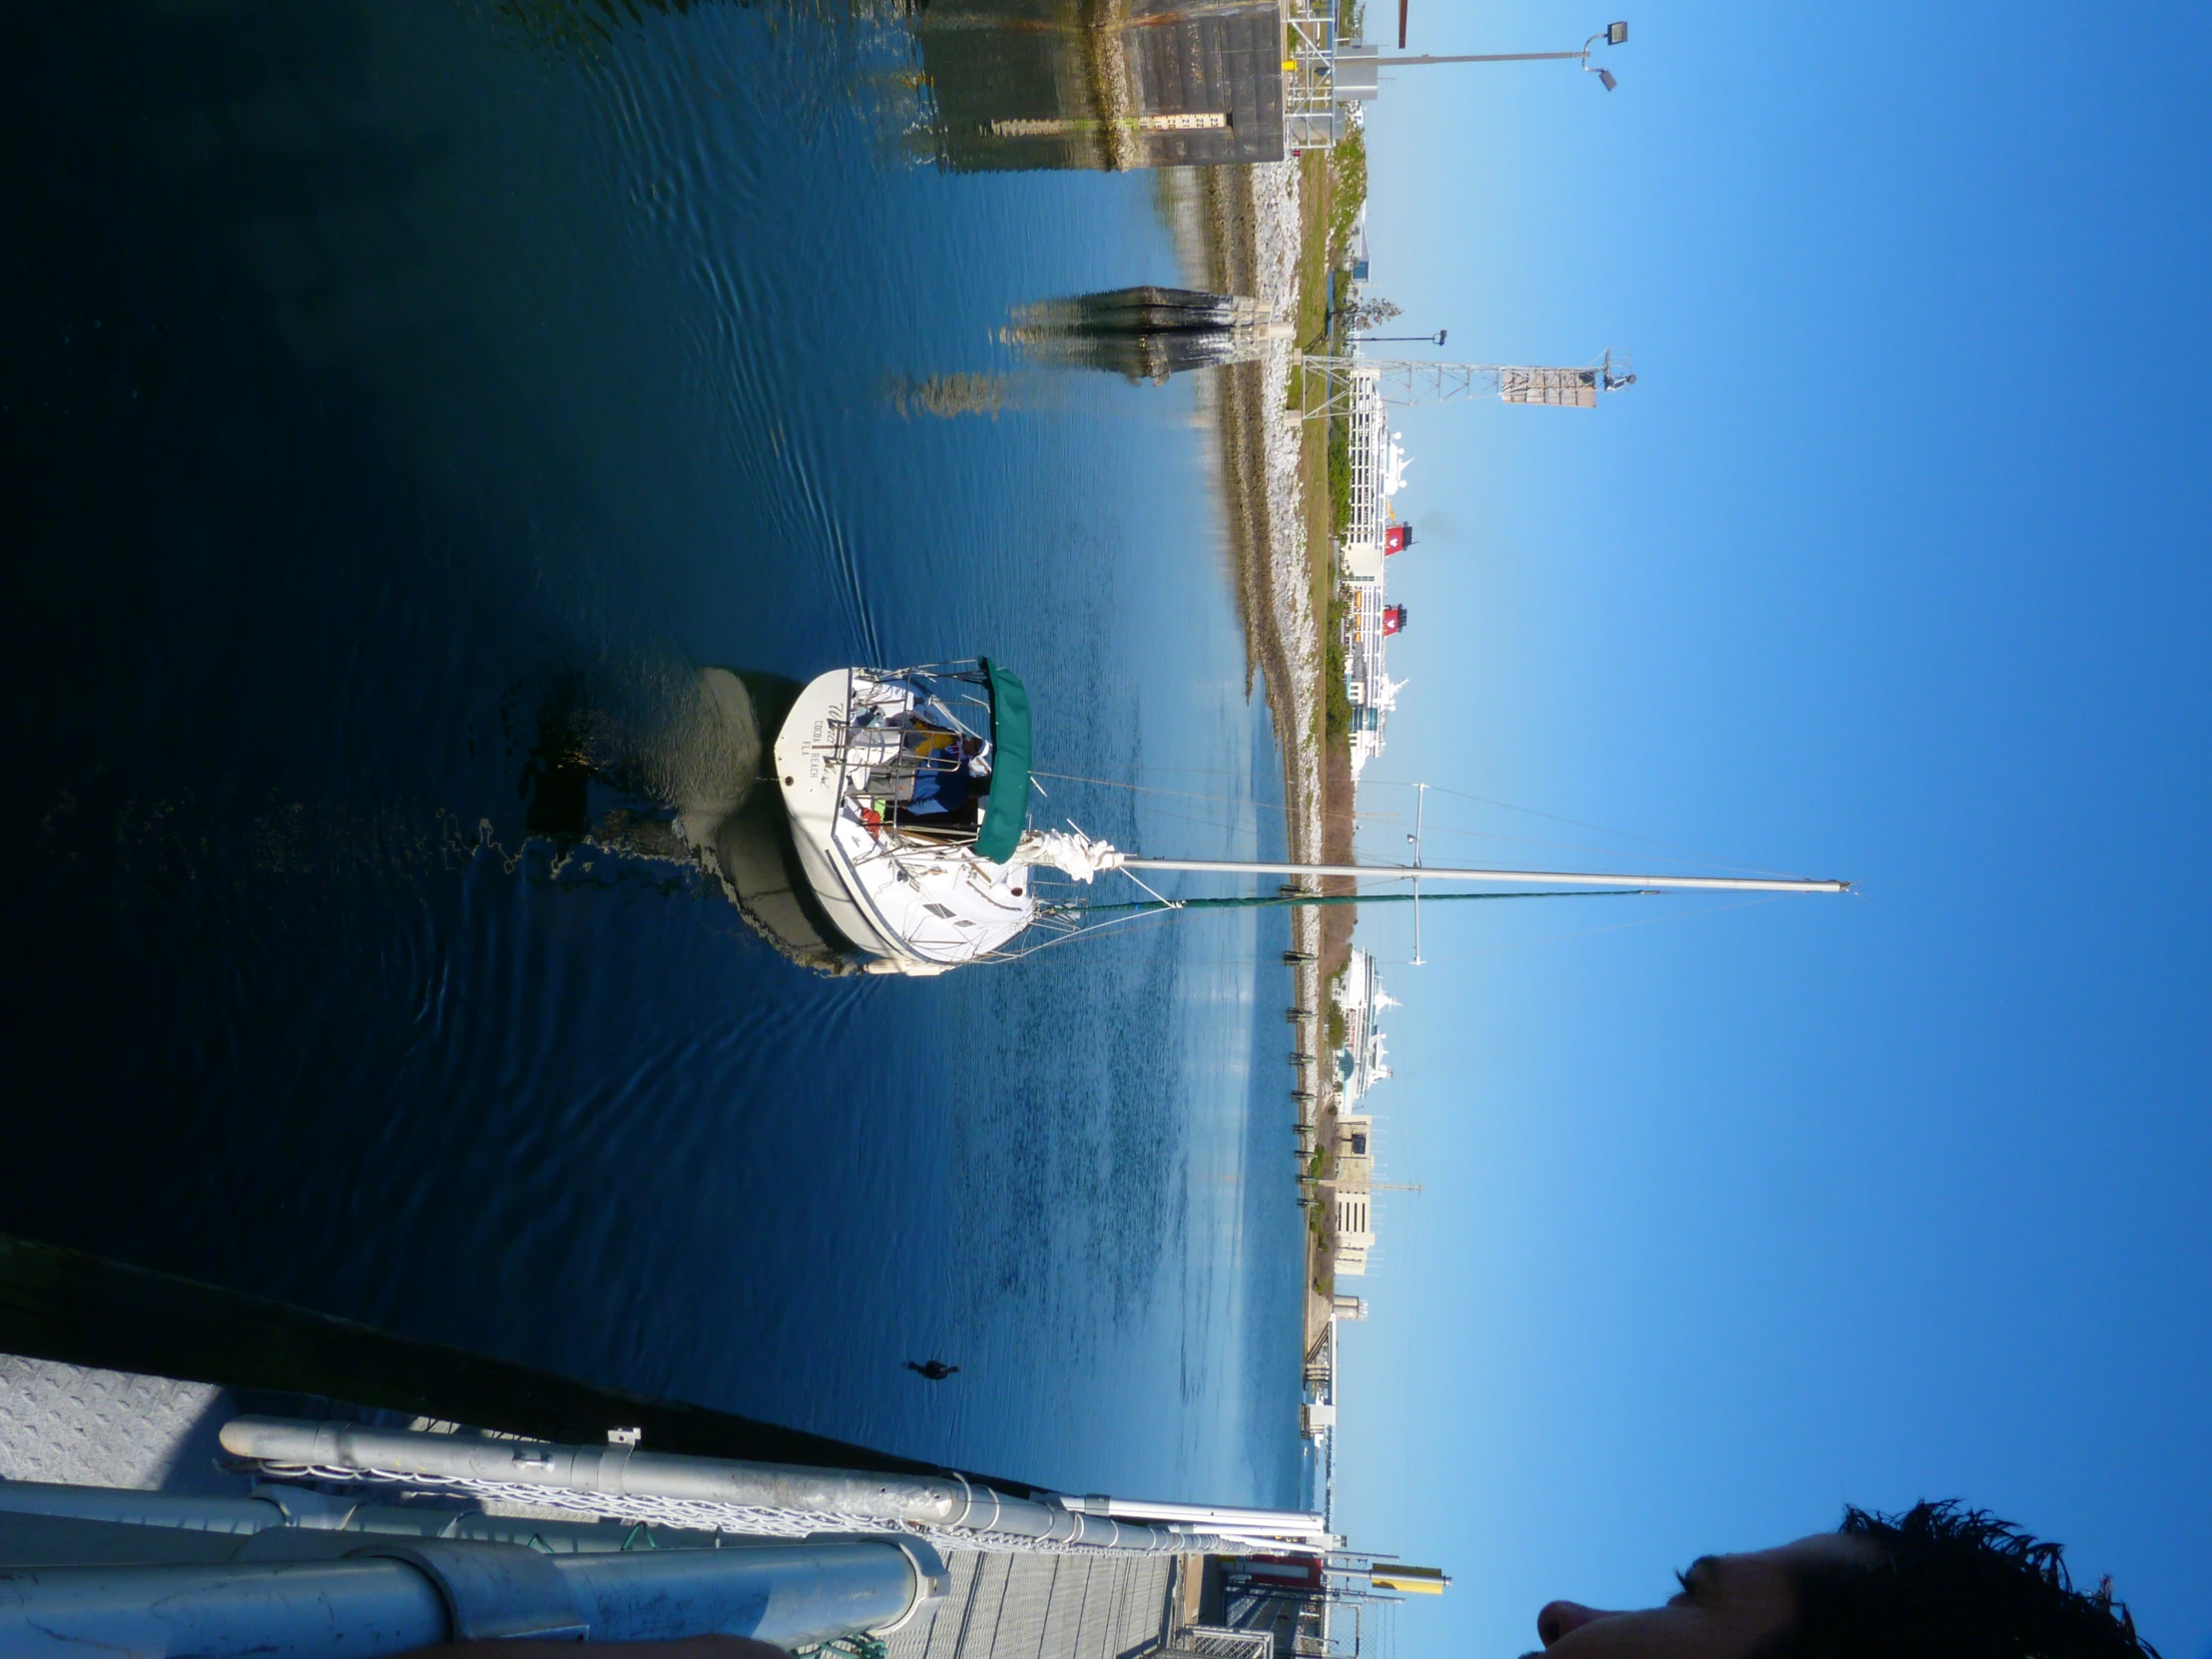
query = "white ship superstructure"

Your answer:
(1337, 371), (1412, 778)
(1334, 945), (1397, 1111)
